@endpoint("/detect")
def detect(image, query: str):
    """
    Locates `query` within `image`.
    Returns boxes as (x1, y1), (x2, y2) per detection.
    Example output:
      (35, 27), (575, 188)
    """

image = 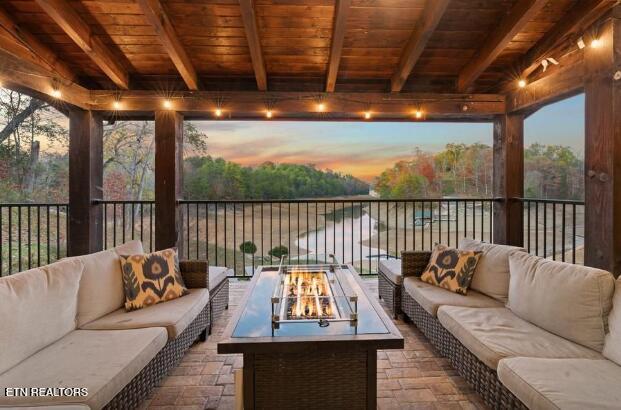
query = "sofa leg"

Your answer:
(199, 328), (207, 342)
